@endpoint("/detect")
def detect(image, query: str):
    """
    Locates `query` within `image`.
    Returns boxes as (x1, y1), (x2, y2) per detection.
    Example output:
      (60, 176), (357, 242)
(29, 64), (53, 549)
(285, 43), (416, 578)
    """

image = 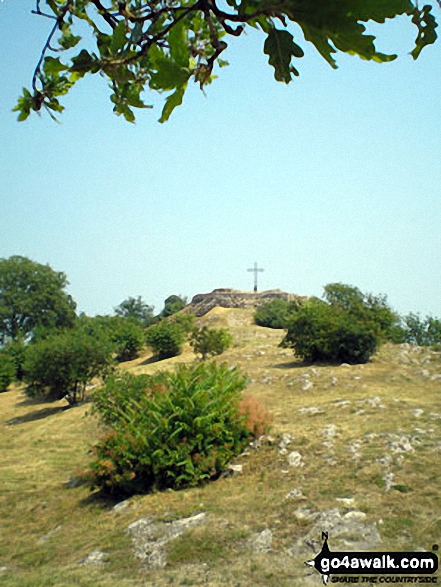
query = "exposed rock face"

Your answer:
(189, 288), (305, 317)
